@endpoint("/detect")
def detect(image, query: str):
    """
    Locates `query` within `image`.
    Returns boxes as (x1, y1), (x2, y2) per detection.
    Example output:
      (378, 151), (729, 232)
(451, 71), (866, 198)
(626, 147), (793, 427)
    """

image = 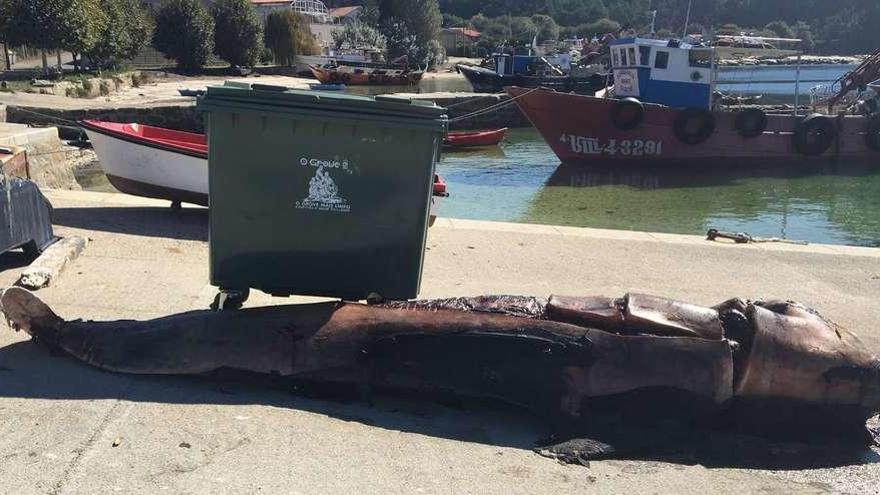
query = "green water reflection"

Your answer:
(437, 128), (880, 247)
